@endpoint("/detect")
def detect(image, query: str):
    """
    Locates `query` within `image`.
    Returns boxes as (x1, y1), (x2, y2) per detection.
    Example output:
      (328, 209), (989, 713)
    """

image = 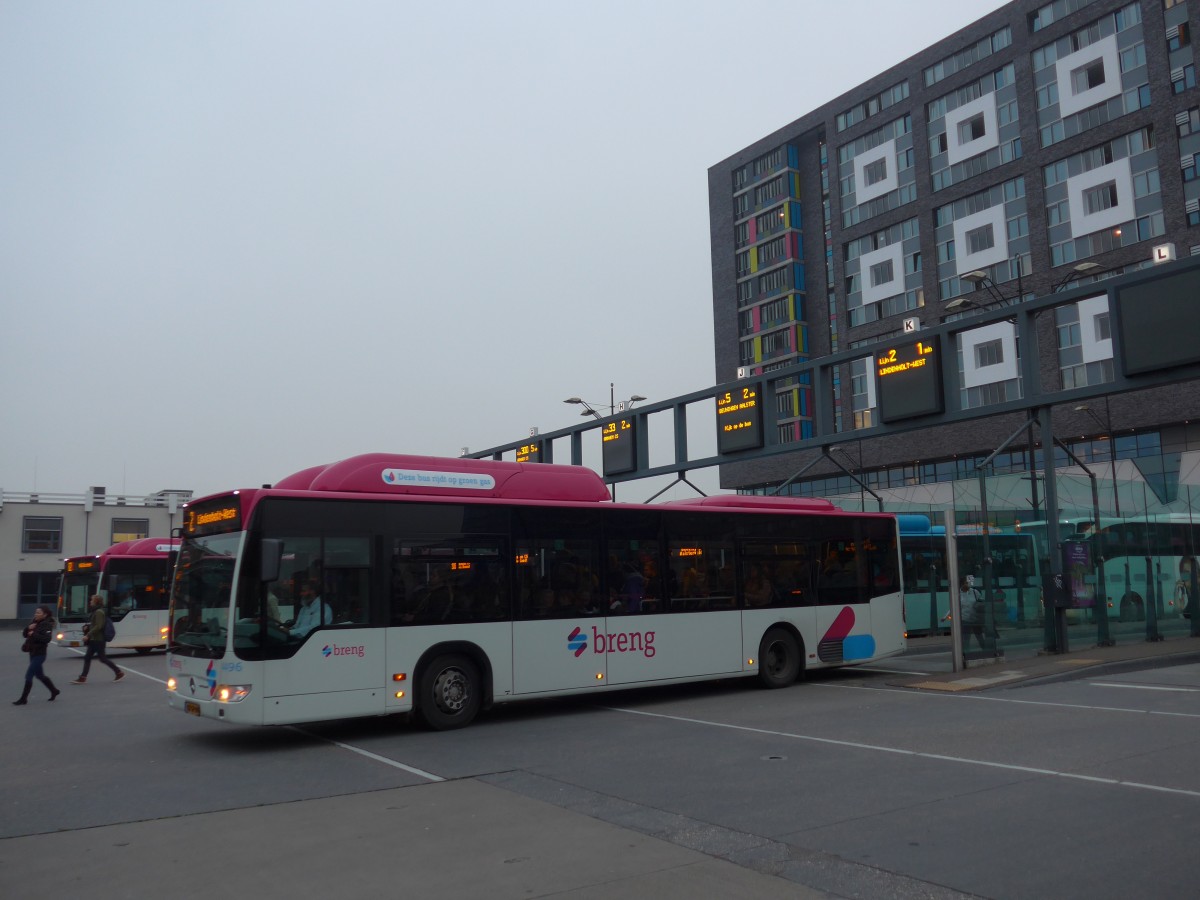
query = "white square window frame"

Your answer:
(857, 243), (905, 307)
(854, 138), (898, 205)
(1066, 156), (1134, 238)
(961, 321), (1020, 389)
(1054, 35), (1121, 118)
(945, 93), (1000, 166)
(1076, 293), (1113, 365)
(953, 204), (1010, 275)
